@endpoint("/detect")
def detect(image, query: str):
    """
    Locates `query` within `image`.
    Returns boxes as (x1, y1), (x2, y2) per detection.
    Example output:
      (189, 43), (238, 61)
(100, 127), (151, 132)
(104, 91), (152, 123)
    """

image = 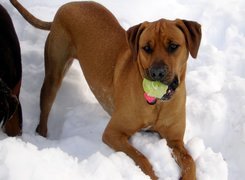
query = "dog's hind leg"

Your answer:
(36, 29), (75, 137)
